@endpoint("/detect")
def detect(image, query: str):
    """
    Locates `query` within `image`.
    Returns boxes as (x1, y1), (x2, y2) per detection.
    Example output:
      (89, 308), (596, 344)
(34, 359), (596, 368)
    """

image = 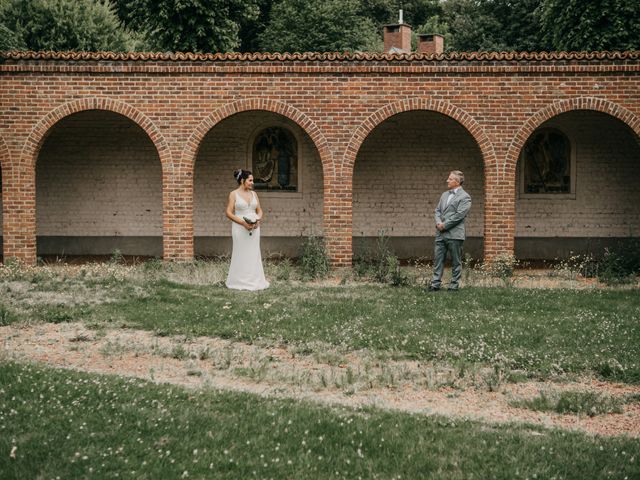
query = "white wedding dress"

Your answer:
(225, 191), (270, 290)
